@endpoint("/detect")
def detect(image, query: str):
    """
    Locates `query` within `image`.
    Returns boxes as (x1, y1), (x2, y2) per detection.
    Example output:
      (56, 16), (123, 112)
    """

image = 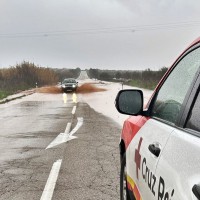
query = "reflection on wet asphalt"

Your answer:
(1, 101), (70, 125)
(0, 101), (72, 164)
